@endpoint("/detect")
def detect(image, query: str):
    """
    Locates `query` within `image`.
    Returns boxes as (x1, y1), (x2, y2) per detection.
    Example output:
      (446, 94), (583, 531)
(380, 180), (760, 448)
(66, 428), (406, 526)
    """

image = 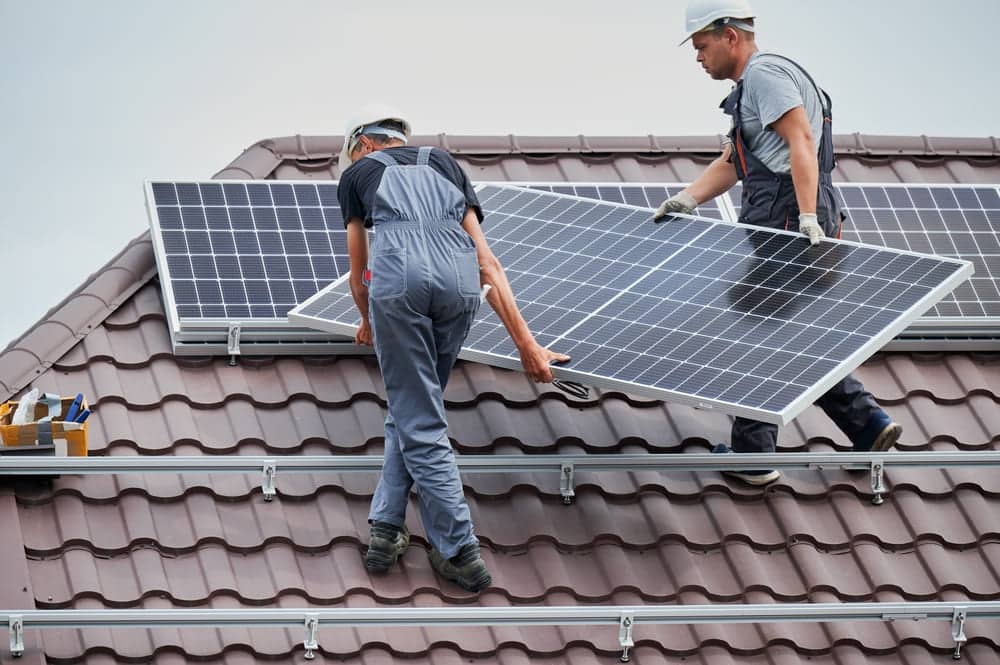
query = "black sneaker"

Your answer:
(712, 443), (780, 486)
(364, 521), (409, 573)
(428, 542), (492, 592)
